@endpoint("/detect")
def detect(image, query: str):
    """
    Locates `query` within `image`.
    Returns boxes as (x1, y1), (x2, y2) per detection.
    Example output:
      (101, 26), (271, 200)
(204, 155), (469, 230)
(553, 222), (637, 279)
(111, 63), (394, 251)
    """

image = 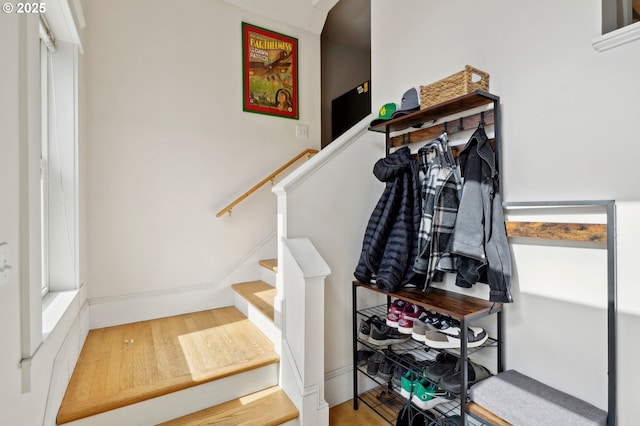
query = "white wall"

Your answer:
(371, 0), (640, 422)
(83, 0), (321, 318)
